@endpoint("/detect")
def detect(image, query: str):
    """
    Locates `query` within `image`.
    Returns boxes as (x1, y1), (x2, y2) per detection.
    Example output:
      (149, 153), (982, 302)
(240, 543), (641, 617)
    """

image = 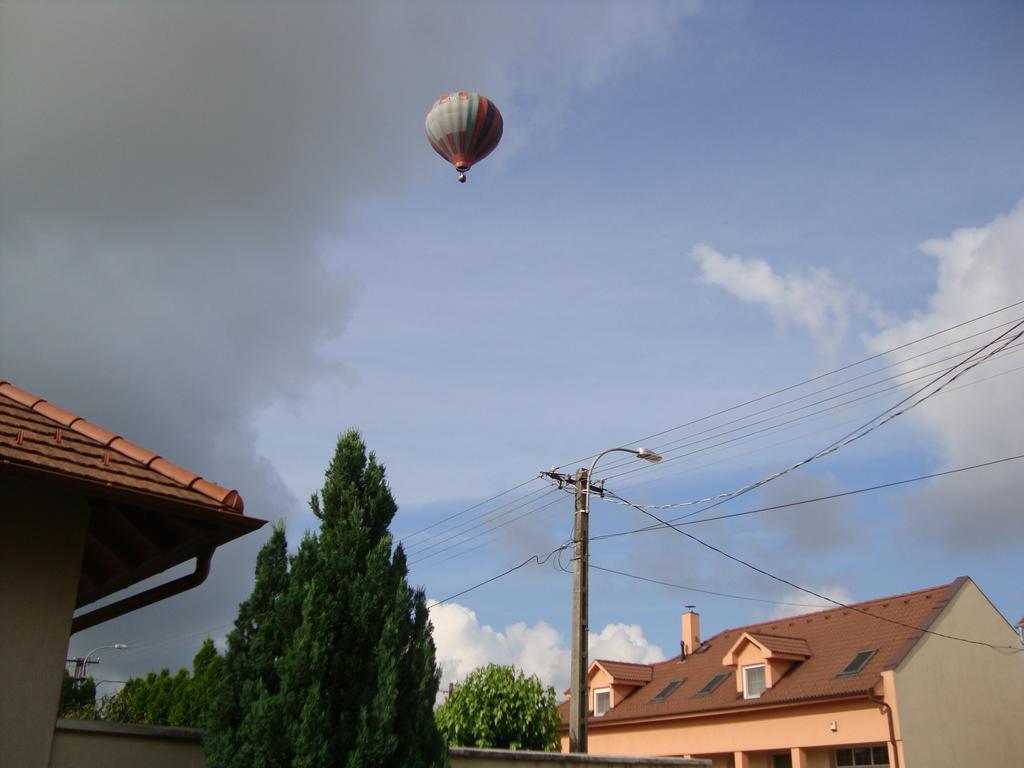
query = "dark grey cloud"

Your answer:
(0, 1), (694, 679)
